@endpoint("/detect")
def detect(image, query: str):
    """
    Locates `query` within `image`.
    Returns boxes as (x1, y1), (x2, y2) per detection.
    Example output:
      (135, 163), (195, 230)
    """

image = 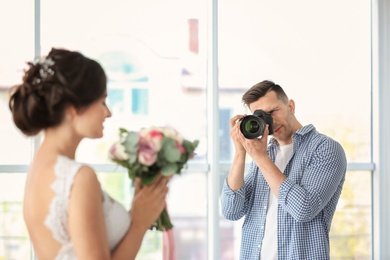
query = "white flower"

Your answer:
(161, 126), (184, 144)
(109, 141), (129, 161)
